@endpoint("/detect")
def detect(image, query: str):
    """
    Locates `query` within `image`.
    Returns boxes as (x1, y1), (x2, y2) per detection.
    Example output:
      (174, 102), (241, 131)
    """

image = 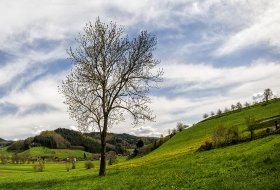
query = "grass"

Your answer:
(0, 147), (93, 160)
(0, 99), (280, 189)
(18, 147), (94, 159)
